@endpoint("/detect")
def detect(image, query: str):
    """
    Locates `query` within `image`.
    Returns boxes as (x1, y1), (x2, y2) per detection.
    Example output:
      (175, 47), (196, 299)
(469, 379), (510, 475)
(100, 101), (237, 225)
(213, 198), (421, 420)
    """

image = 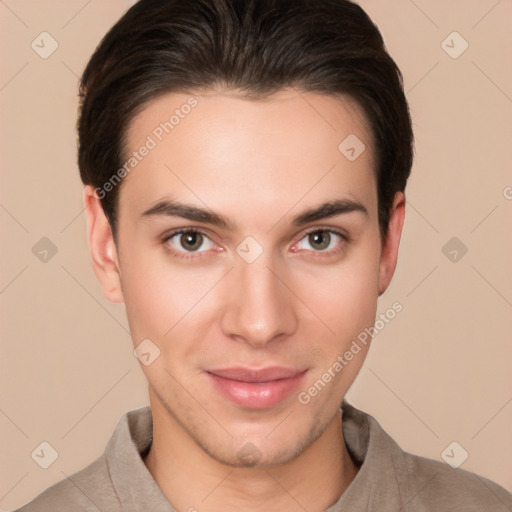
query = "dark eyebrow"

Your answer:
(141, 198), (368, 229)
(141, 200), (234, 230)
(291, 199), (368, 226)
